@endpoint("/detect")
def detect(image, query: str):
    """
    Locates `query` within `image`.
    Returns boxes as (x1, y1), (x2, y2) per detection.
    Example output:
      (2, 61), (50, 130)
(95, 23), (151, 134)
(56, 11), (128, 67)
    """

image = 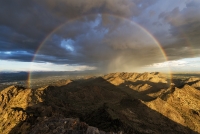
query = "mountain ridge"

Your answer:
(0, 72), (199, 133)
